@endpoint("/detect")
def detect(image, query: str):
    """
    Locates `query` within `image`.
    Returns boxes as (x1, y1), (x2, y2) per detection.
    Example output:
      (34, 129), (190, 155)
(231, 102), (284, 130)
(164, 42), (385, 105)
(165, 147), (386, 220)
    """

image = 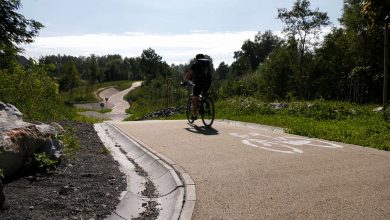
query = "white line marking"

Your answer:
(230, 132), (343, 154)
